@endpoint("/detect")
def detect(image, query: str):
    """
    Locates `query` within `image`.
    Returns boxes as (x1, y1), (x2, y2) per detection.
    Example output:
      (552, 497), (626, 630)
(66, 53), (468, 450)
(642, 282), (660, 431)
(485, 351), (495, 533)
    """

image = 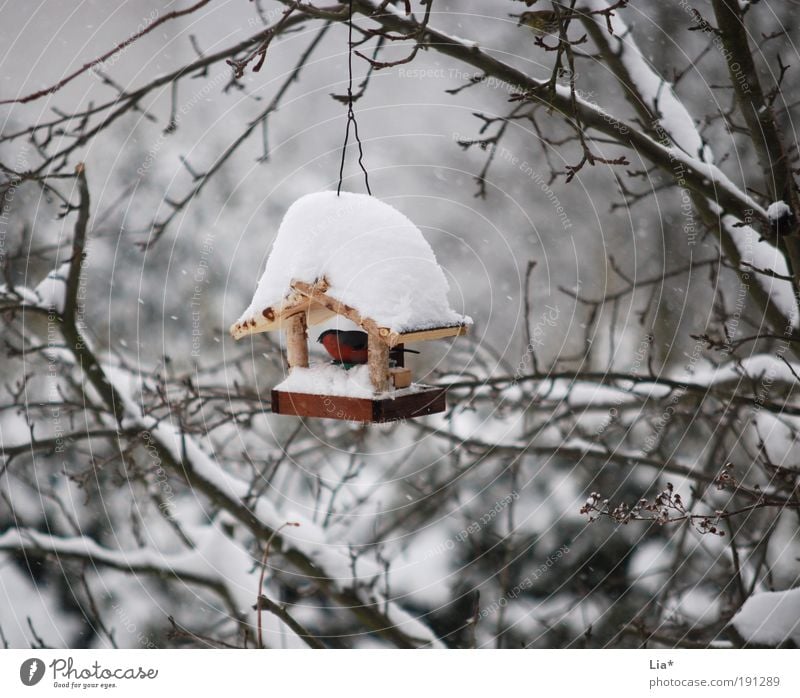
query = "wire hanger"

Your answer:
(337, 0), (371, 196)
